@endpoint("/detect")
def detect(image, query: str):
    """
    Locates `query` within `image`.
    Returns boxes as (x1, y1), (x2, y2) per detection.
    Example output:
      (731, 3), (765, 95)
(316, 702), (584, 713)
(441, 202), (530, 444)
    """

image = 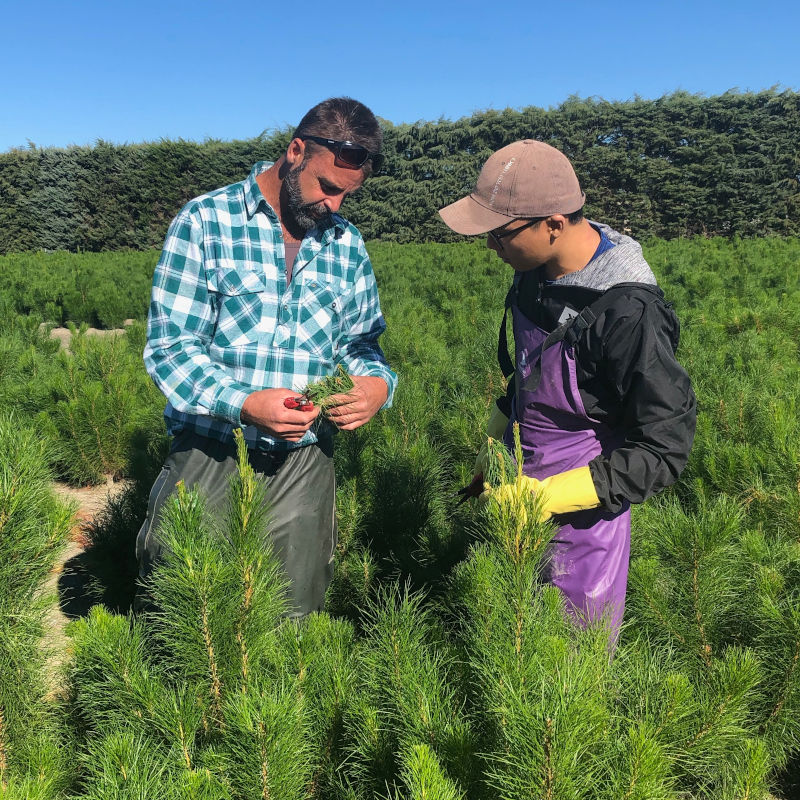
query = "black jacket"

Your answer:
(498, 270), (697, 513)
